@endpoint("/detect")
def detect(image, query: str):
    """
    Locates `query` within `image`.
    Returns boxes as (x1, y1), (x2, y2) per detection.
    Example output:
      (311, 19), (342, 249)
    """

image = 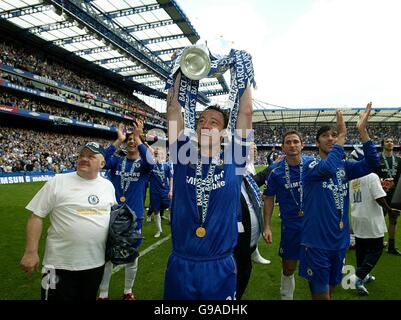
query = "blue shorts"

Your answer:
(150, 192), (170, 213)
(299, 245), (346, 293)
(279, 224), (302, 260)
(164, 253), (237, 300)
